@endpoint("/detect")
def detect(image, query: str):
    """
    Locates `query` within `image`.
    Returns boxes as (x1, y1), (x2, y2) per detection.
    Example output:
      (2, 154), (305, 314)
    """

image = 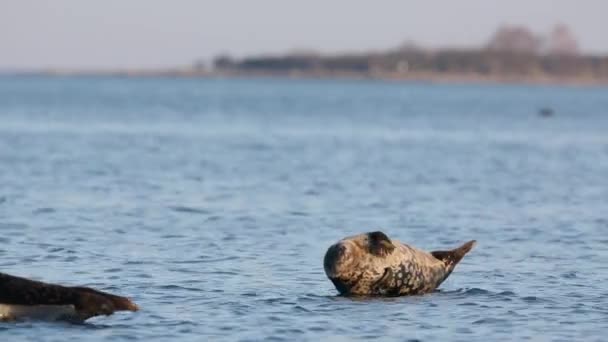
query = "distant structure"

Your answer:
(546, 24), (580, 56)
(395, 40), (423, 53)
(192, 59), (207, 72)
(213, 55), (236, 70)
(486, 25), (541, 54)
(285, 49), (321, 58)
(487, 24), (581, 56)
